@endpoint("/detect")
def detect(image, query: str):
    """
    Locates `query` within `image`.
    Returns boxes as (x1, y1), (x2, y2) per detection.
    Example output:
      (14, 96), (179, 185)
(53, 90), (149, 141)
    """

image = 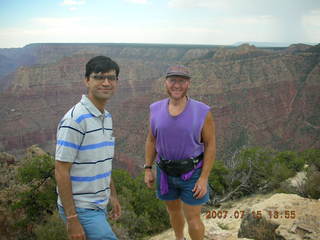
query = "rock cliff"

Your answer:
(0, 43), (319, 172)
(148, 193), (320, 240)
